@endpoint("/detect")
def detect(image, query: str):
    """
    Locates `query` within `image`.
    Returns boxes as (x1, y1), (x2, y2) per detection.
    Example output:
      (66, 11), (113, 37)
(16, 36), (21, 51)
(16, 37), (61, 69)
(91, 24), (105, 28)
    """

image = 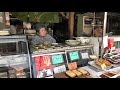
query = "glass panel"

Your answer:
(0, 41), (27, 56)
